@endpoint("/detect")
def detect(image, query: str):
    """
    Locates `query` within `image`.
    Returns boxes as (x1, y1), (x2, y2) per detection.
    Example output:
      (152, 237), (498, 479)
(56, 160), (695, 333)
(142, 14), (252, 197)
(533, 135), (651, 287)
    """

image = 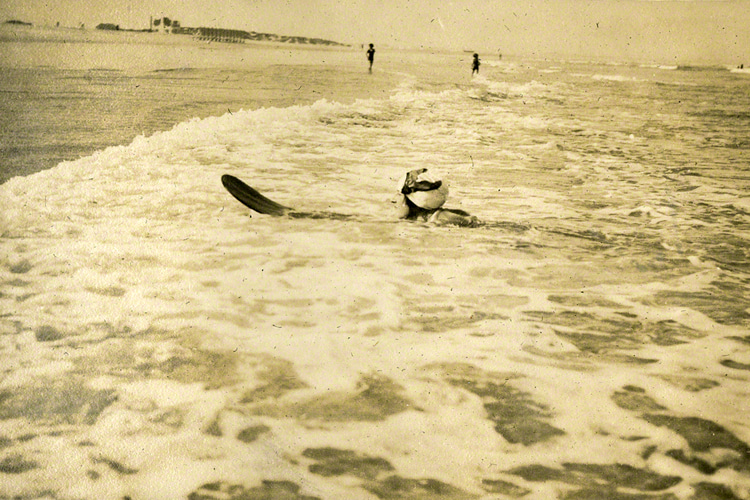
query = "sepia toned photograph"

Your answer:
(1, 1), (749, 498)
